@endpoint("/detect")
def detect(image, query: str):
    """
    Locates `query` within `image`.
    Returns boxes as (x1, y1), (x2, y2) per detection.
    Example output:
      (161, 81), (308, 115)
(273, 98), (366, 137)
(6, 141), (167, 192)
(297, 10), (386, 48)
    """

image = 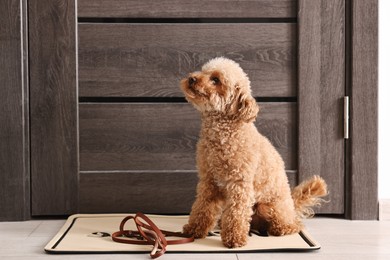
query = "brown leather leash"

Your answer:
(111, 212), (194, 258)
